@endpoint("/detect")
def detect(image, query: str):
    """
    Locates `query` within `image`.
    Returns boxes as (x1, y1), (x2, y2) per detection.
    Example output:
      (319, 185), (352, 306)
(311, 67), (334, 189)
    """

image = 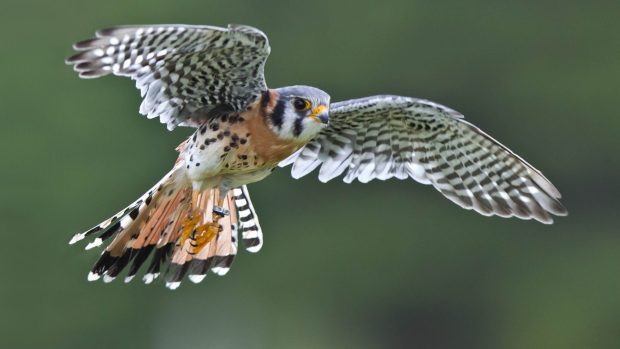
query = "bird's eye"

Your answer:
(292, 98), (311, 111)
